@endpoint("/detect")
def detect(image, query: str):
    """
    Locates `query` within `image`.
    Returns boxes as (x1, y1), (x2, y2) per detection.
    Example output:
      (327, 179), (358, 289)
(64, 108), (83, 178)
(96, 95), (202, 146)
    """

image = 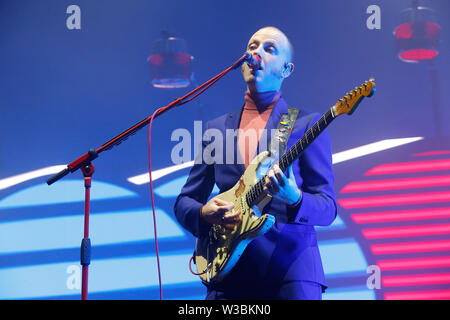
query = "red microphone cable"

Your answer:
(145, 53), (248, 300)
(148, 106), (165, 300)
